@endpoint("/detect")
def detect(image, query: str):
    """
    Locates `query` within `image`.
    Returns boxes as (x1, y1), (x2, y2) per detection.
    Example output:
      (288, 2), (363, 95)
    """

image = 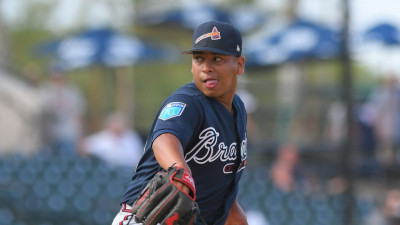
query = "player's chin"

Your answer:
(196, 83), (216, 95)
(202, 90), (220, 99)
